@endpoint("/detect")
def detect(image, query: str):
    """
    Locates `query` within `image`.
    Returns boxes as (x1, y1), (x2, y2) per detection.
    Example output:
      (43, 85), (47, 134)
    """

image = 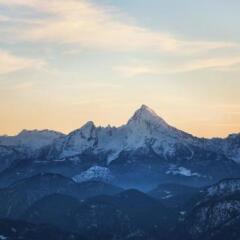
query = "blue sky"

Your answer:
(97, 0), (240, 40)
(0, 0), (240, 137)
